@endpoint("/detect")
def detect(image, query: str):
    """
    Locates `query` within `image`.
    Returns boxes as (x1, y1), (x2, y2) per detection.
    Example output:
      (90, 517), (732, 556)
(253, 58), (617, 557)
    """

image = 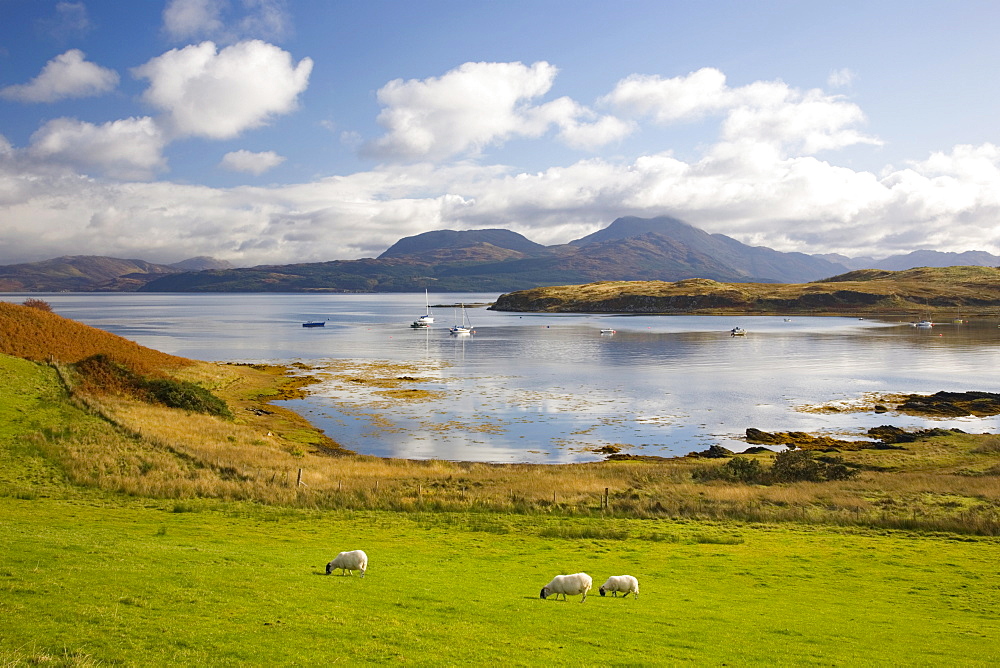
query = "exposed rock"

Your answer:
(741, 446), (775, 454)
(895, 391), (1000, 417)
(747, 428), (872, 451)
(867, 425), (965, 444)
(686, 444), (734, 458)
